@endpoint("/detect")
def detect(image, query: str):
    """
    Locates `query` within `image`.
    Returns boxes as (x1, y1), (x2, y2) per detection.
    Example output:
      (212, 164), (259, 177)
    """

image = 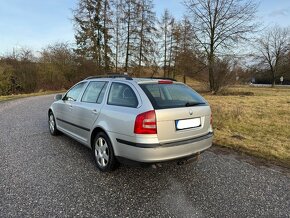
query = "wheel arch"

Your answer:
(90, 127), (111, 149)
(48, 108), (53, 116)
